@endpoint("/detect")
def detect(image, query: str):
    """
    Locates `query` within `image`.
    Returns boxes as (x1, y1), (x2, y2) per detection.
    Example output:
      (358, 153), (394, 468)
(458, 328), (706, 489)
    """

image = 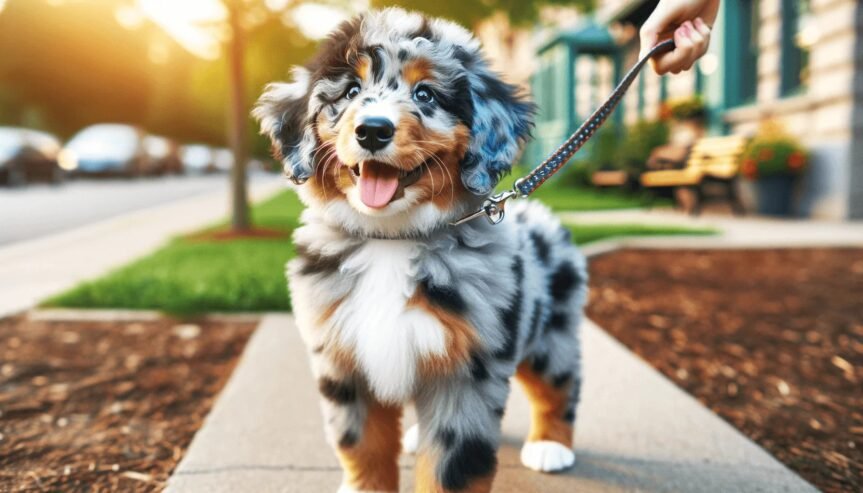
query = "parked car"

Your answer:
(0, 127), (64, 186)
(62, 124), (148, 177)
(180, 144), (216, 174)
(212, 148), (234, 173)
(143, 135), (182, 175)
